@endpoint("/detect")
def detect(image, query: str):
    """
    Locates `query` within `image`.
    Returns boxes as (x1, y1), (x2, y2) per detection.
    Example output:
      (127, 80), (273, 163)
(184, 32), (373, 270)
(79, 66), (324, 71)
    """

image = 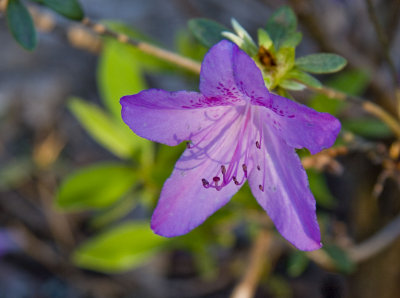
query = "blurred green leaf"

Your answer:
(280, 31), (302, 48)
(188, 18), (230, 48)
(323, 244), (356, 273)
(98, 39), (147, 119)
(56, 162), (136, 210)
(287, 251), (309, 277)
(286, 68), (322, 88)
(32, 0), (83, 20)
(265, 6), (297, 50)
(73, 221), (168, 272)
(279, 79), (305, 91)
(6, 0), (37, 50)
(175, 30), (207, 62)
(257, 28), (273, 50)
(307, 169), (336, 208)
(342, 118), (392, 138)
(68, 97), (149, 159)
(296, 53), (347, 74)
(308, 70), (370, 115)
